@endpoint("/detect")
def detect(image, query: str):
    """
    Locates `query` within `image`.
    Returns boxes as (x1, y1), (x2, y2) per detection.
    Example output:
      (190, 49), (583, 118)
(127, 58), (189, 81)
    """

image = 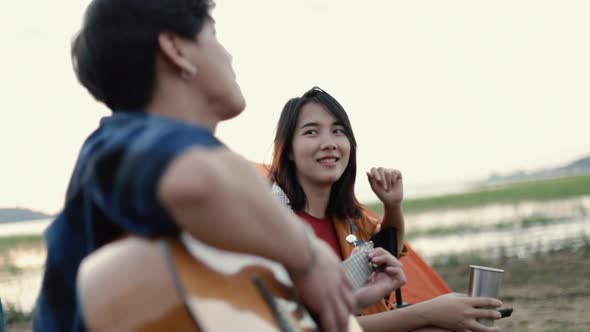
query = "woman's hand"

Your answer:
(367, 167), (403, 208)
(421, 293), (503, 332)
(353, 247), (406, 312)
